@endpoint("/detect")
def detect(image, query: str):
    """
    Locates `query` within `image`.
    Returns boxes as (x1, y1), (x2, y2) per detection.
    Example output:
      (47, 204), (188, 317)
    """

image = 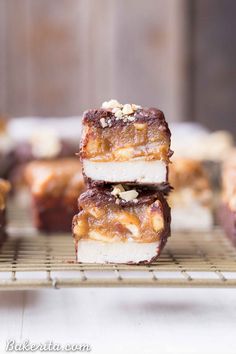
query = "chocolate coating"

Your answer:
(82, 107), (171, 134)
(79, 185), (171, 209)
